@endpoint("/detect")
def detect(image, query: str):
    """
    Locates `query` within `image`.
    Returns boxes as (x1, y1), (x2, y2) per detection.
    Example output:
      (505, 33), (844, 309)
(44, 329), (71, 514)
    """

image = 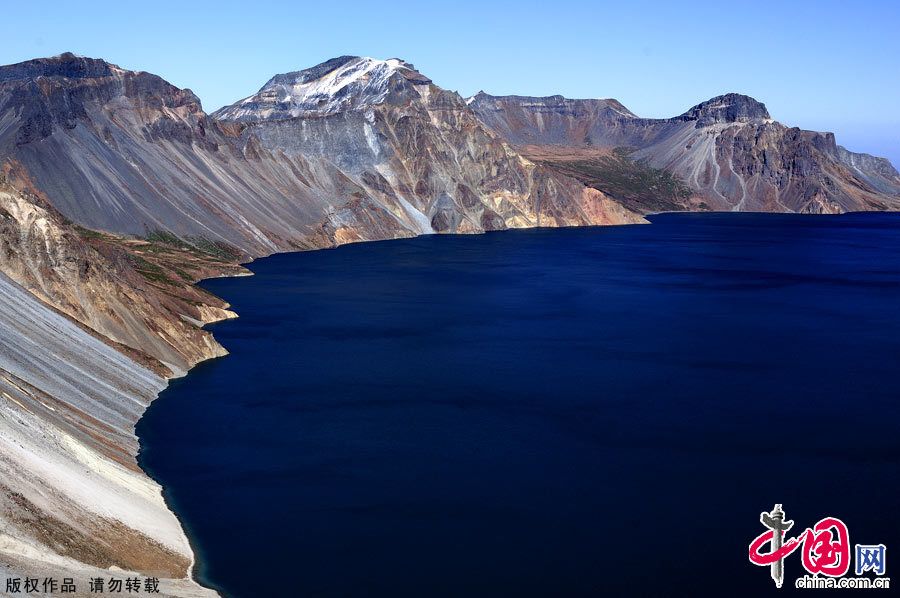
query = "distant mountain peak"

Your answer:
(214, 56), (432, 122)
(466, 92), (637, 119)
(678, 93), (770, 125)
(0, 52), (118, 83)
(262, 55), (429, 89)
(262, 55), (359, 88)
